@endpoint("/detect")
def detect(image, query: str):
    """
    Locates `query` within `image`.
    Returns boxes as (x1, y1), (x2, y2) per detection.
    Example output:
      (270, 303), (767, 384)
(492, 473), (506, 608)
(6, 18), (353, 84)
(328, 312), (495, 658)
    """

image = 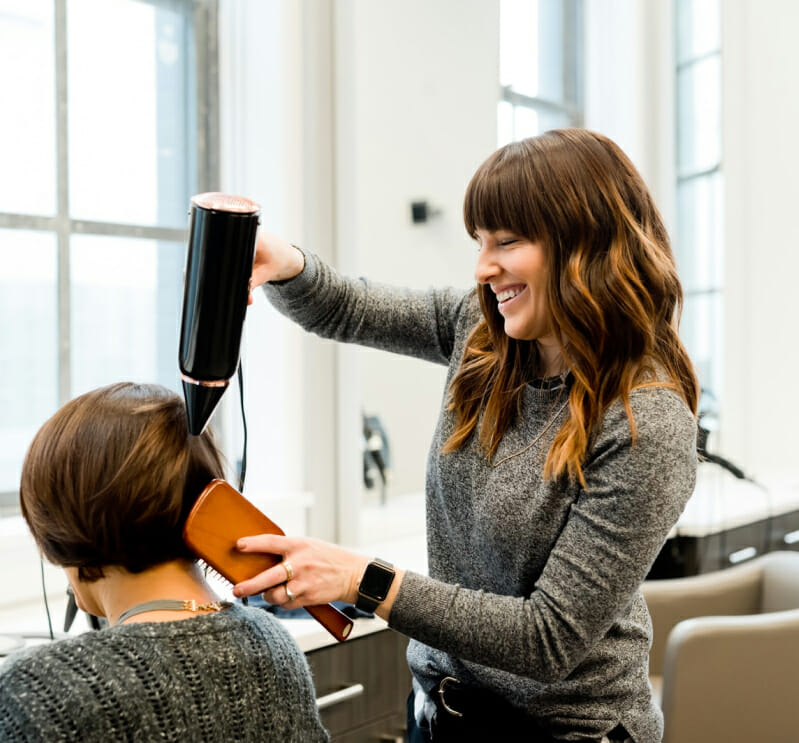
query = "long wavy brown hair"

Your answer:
(443, 129), (698, 485)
